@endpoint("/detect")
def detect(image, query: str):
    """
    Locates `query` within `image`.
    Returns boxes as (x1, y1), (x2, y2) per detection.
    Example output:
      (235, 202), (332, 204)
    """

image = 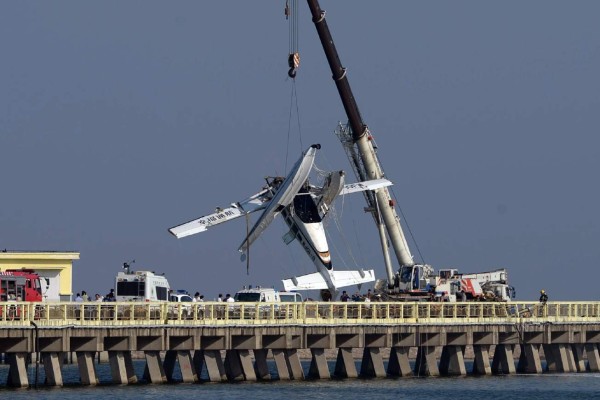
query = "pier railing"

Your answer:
(1, 301), (599, 327)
